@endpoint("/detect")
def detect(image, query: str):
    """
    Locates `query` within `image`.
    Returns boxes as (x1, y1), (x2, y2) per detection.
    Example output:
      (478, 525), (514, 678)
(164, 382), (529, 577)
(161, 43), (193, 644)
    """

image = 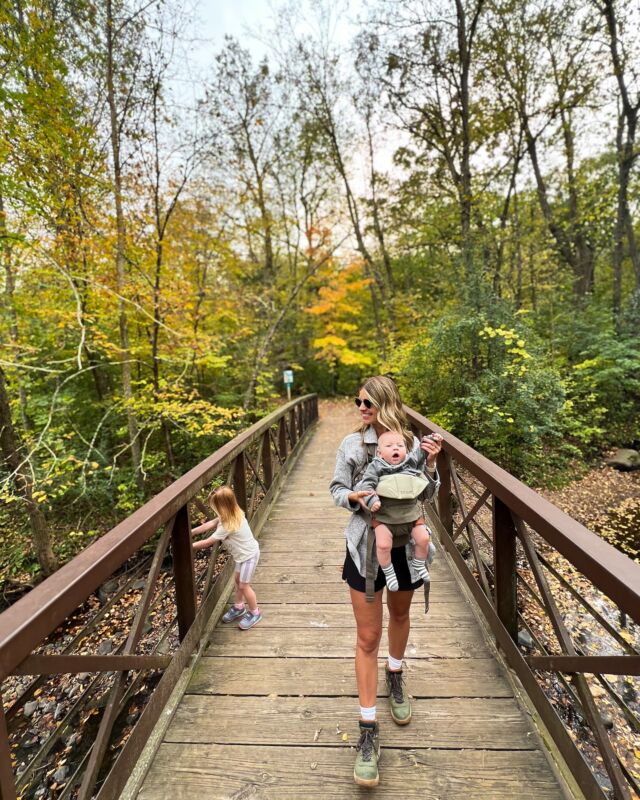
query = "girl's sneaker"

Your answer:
(222, 605), (246, 624)
(238, 609), (262, 630)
